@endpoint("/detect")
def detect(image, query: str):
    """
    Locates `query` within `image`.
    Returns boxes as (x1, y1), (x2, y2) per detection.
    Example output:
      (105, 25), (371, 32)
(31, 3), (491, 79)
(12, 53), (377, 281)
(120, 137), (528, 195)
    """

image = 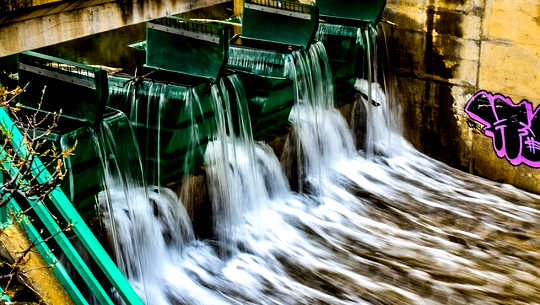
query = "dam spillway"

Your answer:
(0, 1), (538, 305)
